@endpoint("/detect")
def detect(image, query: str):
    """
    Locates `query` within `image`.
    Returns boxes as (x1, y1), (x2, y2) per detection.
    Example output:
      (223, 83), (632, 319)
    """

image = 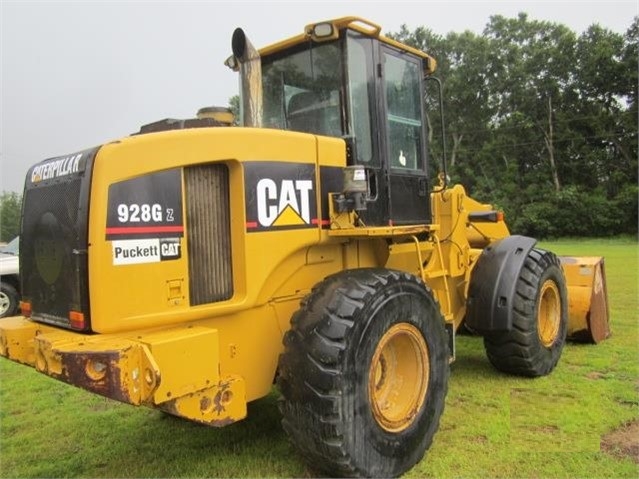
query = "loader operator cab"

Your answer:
(230, 17), (437, 227)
